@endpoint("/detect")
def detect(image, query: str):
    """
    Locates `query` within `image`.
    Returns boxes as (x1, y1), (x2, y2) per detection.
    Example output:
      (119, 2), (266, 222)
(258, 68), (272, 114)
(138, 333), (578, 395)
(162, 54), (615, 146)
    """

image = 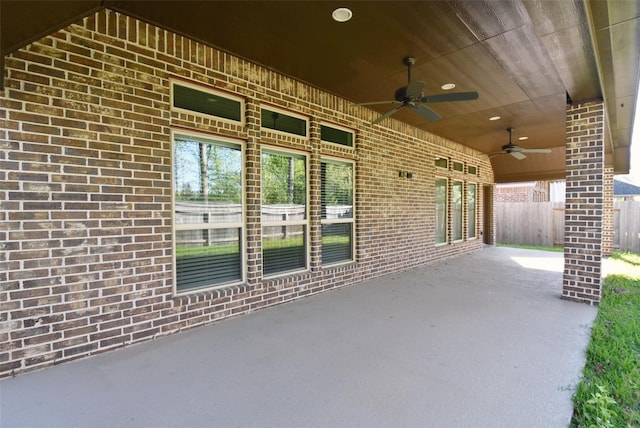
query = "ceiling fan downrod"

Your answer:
(507, 127), (514, 145)
(403, 56), (416, 83)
